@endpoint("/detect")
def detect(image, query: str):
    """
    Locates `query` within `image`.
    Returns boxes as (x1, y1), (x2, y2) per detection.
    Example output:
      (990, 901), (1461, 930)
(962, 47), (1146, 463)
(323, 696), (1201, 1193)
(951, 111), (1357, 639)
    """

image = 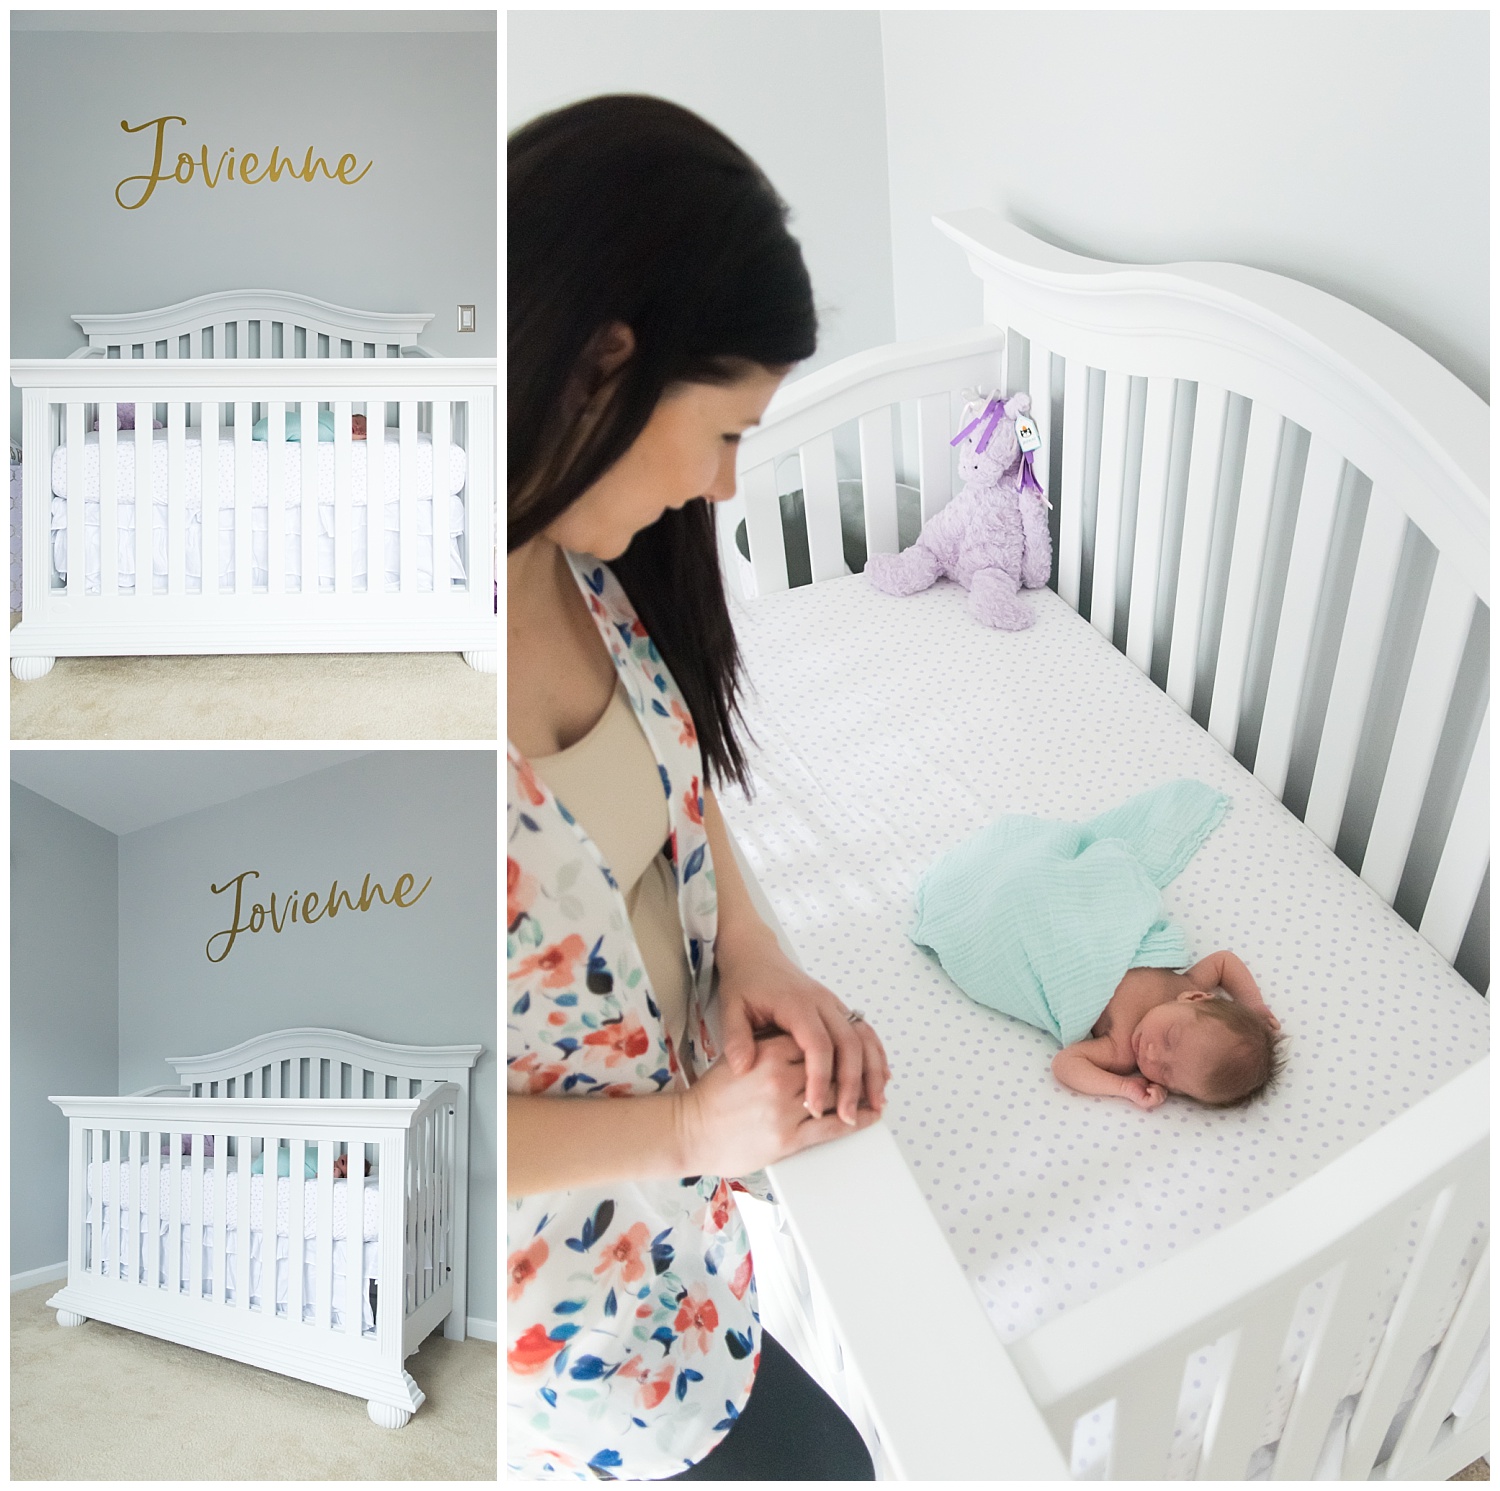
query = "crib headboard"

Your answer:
(69, 289), (437, 362)
(167, 1026), (482, 1102)
(726, 212), (1487, 986)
